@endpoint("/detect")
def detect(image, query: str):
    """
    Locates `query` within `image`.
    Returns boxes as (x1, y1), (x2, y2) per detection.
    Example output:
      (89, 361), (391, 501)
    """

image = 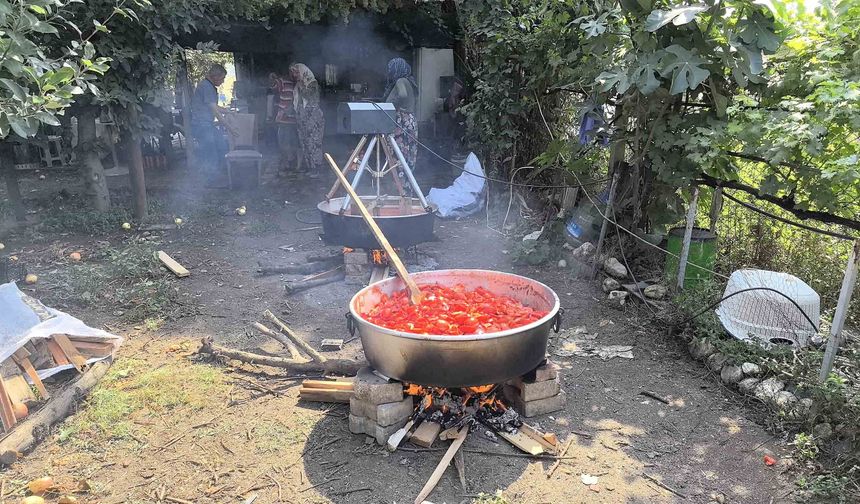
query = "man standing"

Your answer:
(269, 72), (299, 175)
(191, 64), (236, 181)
